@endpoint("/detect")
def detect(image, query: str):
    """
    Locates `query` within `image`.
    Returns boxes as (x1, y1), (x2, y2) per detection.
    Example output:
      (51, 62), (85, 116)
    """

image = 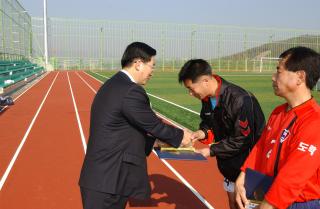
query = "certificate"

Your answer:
(154, 147), (207, 161)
